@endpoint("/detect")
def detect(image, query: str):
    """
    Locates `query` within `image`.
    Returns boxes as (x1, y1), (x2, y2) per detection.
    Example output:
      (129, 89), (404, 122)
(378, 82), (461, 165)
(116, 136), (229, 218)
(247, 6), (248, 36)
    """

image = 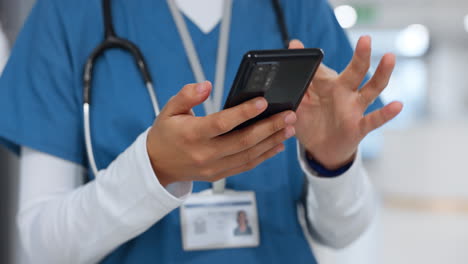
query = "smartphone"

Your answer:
(223, 48), (324, 130)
